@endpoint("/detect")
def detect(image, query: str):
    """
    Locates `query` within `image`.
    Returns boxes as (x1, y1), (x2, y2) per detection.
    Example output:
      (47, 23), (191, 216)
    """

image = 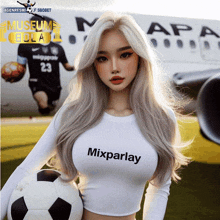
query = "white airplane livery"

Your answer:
(1, 9), (220, 119)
